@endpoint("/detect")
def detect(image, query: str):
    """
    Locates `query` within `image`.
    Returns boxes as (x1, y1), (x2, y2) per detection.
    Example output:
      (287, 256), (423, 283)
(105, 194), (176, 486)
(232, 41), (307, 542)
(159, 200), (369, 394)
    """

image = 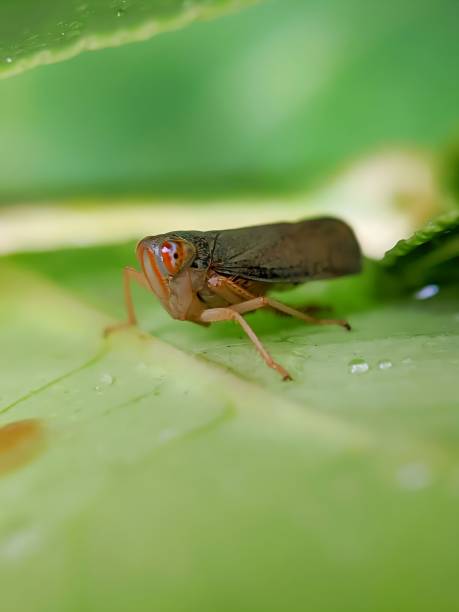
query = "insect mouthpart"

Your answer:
(136, 239), (170, 300)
